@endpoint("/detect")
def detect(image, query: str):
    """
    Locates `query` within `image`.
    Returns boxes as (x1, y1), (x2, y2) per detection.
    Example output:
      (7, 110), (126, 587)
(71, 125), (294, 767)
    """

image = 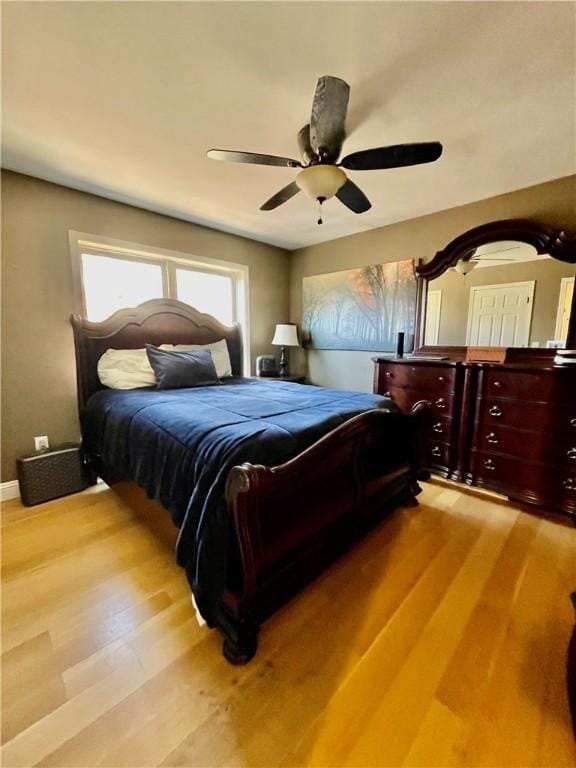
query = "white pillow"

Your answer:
(161, 339), (232, 378)
(97, 348), (156, 389)
(96, 340), (232, 389)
